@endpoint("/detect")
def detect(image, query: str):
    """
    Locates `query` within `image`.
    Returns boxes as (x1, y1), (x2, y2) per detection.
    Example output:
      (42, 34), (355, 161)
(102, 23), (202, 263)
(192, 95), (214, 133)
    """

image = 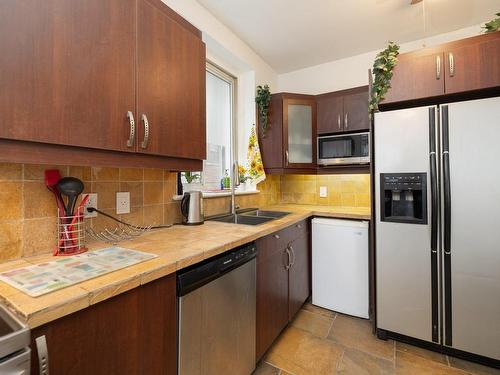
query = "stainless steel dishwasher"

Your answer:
(177, 242), (256, 375)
